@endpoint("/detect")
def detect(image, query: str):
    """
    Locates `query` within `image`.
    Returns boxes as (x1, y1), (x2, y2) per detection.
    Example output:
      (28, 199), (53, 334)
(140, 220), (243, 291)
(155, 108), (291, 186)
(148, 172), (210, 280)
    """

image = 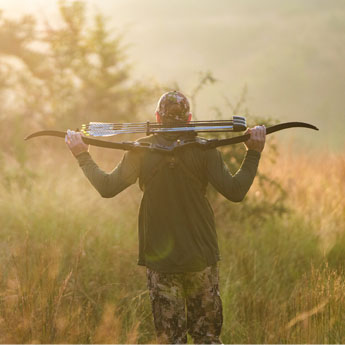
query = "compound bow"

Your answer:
(25, 116), (318, 153)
